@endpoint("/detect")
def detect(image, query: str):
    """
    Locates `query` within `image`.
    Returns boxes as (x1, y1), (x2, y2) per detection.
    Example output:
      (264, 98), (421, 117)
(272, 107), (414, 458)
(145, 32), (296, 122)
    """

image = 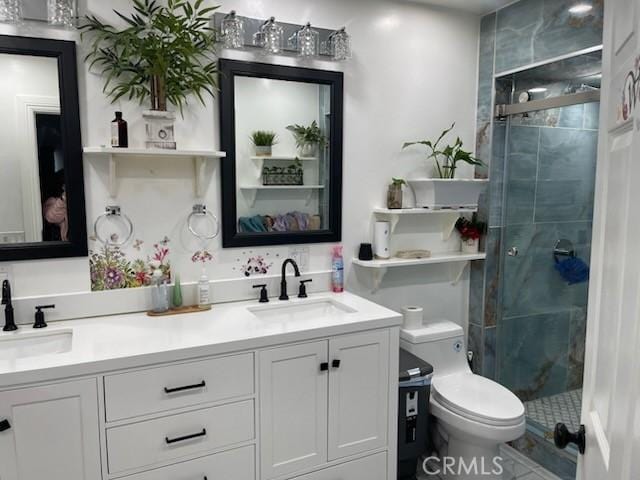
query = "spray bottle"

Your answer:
(331, 245), (344, 293)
